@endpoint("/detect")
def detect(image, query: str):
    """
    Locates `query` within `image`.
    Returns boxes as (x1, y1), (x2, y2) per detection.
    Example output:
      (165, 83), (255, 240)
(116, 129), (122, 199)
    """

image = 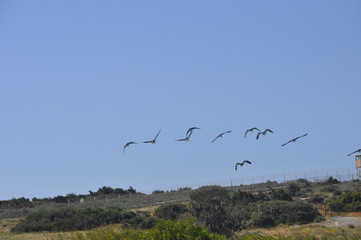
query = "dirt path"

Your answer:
(330, 216), (361, 227)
